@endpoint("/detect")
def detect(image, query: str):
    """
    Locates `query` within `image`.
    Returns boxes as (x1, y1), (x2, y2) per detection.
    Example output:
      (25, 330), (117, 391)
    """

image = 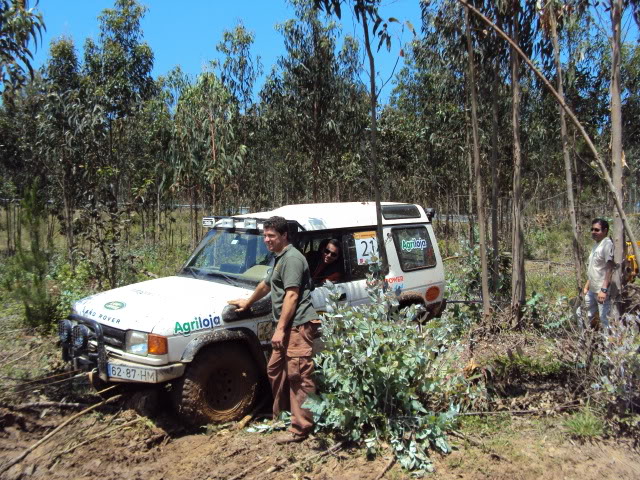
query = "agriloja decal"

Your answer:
(174, 314), (222, 336)
(401, 237), (428, 252)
